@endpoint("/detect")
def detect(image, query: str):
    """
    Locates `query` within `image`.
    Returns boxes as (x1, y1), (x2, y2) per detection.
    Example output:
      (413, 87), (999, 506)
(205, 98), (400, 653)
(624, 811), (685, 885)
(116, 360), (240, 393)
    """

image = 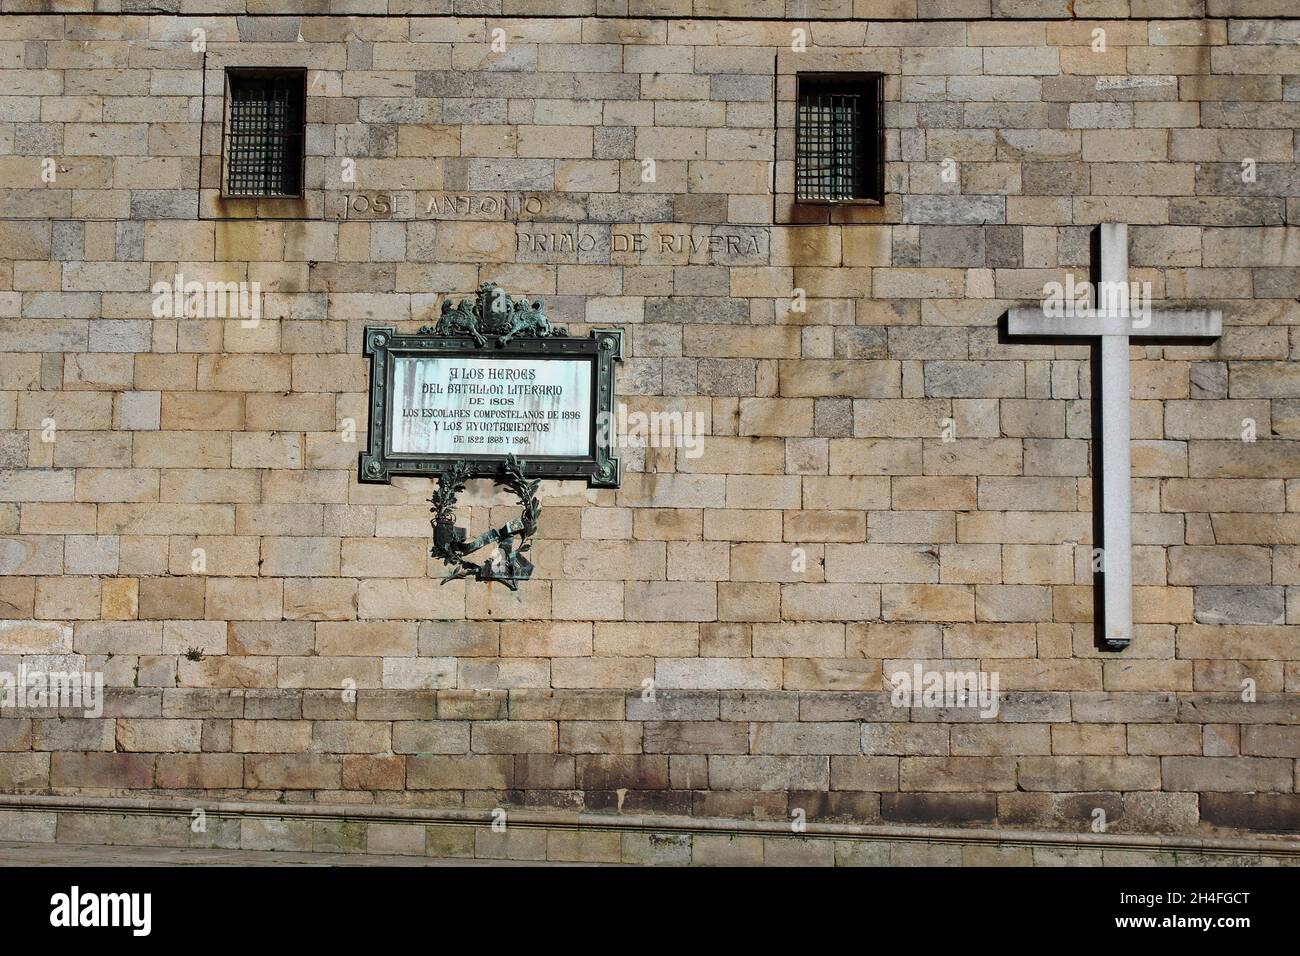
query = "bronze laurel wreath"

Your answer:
(429, 454), (540, 591)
